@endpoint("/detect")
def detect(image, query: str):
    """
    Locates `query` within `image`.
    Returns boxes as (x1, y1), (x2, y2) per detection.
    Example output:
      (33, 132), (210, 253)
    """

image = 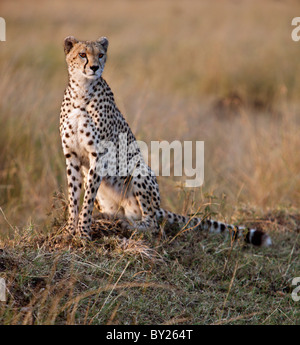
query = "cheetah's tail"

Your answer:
(156, 208), (272, 247)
